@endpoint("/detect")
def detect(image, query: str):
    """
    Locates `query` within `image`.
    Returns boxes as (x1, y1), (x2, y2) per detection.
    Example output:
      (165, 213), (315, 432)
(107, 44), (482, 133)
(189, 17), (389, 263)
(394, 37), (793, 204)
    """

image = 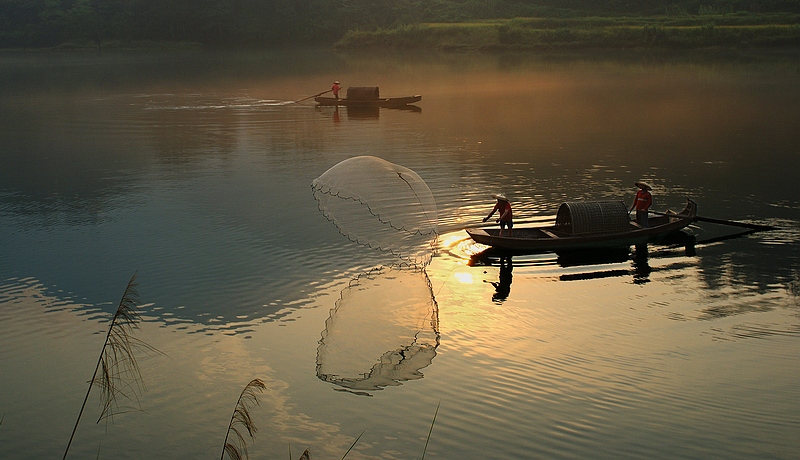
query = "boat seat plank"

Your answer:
(541, 229), (560, 239)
